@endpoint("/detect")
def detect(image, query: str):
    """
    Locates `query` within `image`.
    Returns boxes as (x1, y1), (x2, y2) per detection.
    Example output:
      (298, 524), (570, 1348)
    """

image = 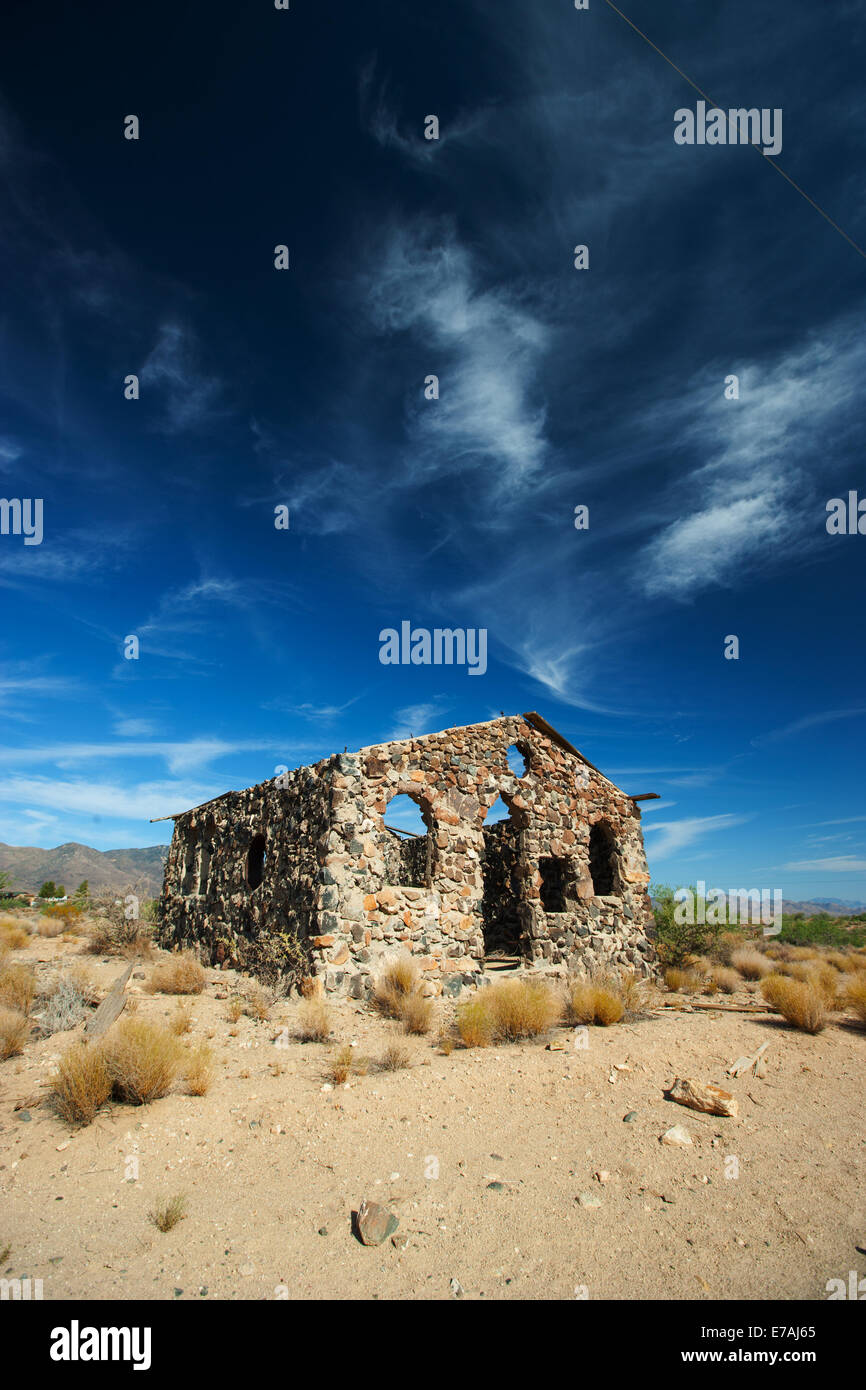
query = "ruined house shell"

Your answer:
(157, 712), (657, 996)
